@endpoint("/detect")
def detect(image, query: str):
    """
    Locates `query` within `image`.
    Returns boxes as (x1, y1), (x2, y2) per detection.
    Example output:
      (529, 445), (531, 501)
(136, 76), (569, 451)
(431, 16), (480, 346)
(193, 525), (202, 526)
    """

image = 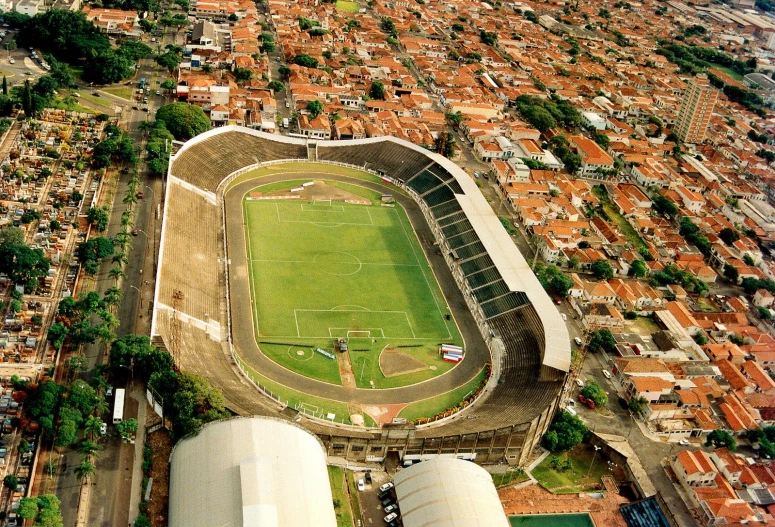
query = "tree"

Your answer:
(628, 396), (649, 414)
(155, 51), (181, 72)
(723, 263), (739, 283)
(155, 103), (210, 140)
(587, 329), (617, 354)
(306, 100), (324, 118)
(445, 111), (463, 129)
(719, 227), (740, 246)
(3, 475), (17, 490)
(292, 54), (318, 68)
(267, 80), (284, 92)
(630, 259), (648, 278)
(161, 79), (176, 94)
(74, 460), (96, 483)
(652, 195), (678, 217)
(581, 381), (608, 406)
(86, 206), (109, 232)
(17, 498), (39, 522)
(55, 420), (78, 448)
(705, 430), (736, 451)
(591, 259), (614, 280)
(542, 411), (588, 452)
(369, 81), (385, 100)
(278, 65), (291, 78)
(115, 418), (138, 441)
